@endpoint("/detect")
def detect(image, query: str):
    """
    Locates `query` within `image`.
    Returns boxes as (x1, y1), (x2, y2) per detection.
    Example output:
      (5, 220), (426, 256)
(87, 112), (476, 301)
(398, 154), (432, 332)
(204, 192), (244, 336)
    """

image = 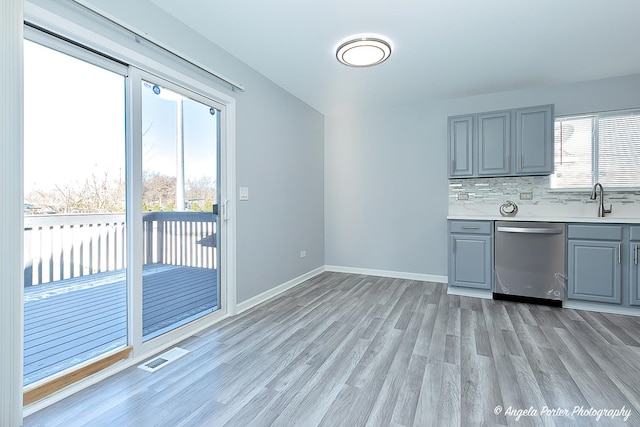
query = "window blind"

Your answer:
(598, 113), (640, 188)
(551, 110), (640, 190)
(550, 116), (593, 189)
